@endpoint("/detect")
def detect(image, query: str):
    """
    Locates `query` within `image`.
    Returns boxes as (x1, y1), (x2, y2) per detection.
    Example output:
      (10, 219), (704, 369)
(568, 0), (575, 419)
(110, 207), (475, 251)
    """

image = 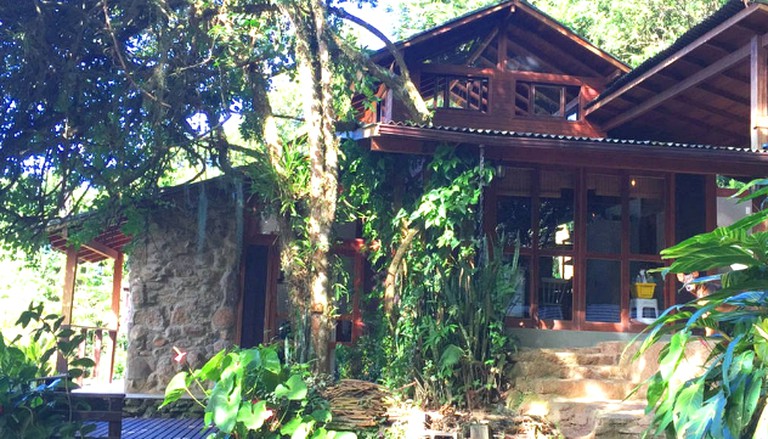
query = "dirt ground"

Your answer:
(425, 405), (561, 438)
